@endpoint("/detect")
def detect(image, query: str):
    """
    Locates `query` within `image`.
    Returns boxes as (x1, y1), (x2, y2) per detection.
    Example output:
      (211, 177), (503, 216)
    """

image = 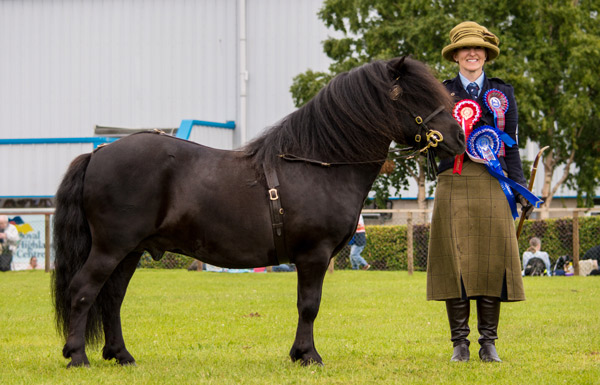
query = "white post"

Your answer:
(238, 0), (248, 146)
